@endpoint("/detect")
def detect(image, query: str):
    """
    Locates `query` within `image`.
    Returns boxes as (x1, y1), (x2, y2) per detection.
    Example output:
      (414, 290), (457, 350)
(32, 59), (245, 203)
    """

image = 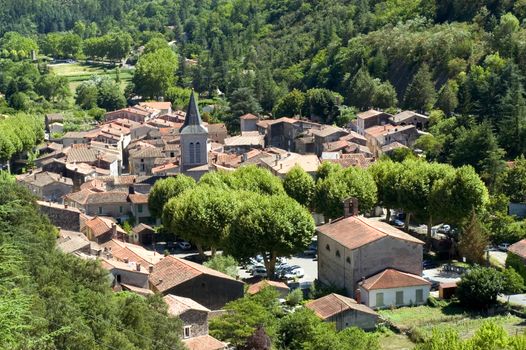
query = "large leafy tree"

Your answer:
(273, 89), (305, 118)
(133, 47), (178, 99)
(226, 194), (315, 278)
(148, 175), (196, 219)
(314, 166), (378, 220)
(283, 165), (315, 208)
(369, 160), (403, 221)
(404, 64), (437, 112)
(457, 267), (506, 308)
(502, 156), (526, 203)
(162, 185), (237, 257)
(458, 211), (489, 264)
